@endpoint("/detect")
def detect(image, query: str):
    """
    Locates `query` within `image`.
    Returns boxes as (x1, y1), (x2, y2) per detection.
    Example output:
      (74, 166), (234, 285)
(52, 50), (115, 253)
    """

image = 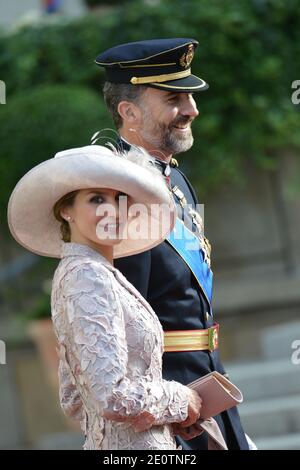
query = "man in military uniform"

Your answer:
(95, 38), (253, 450)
